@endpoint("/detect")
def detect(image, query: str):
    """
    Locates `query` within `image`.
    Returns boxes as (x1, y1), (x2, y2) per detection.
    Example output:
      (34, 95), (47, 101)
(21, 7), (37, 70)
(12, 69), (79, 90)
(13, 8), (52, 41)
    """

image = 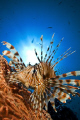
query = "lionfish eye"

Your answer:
(33, 65), (38, 74)
(43, 75), (46, 79)
(38, 83), (40, 85)
(33, 69), (36, 73)
(34, 63), (39, 70)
